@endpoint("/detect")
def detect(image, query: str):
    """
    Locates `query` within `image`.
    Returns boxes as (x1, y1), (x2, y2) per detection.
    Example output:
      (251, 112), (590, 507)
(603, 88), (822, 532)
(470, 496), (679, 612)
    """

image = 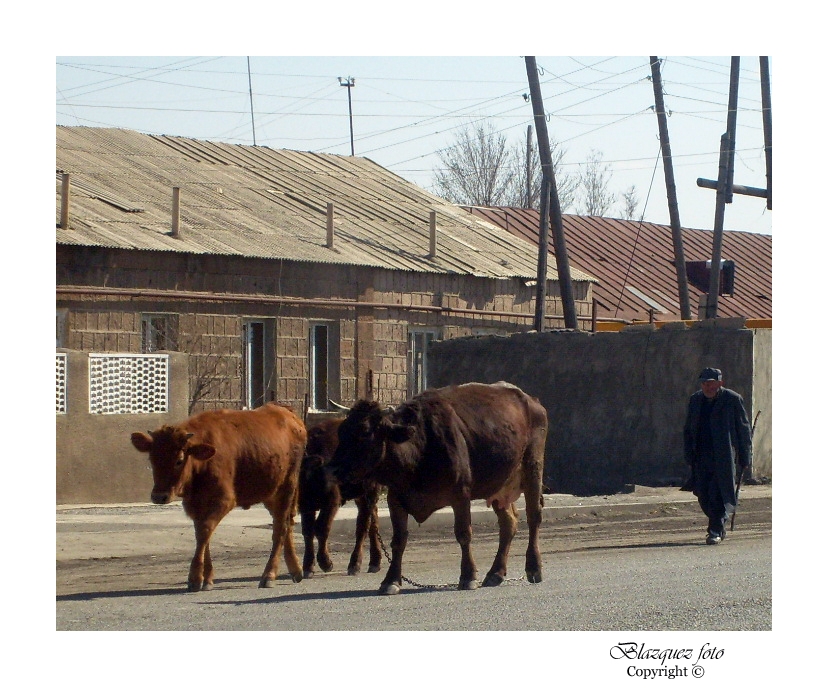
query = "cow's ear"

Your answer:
(387, 423), (415, 445)
(131, 432), (153, 453)
(188, 443), (216, 462)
